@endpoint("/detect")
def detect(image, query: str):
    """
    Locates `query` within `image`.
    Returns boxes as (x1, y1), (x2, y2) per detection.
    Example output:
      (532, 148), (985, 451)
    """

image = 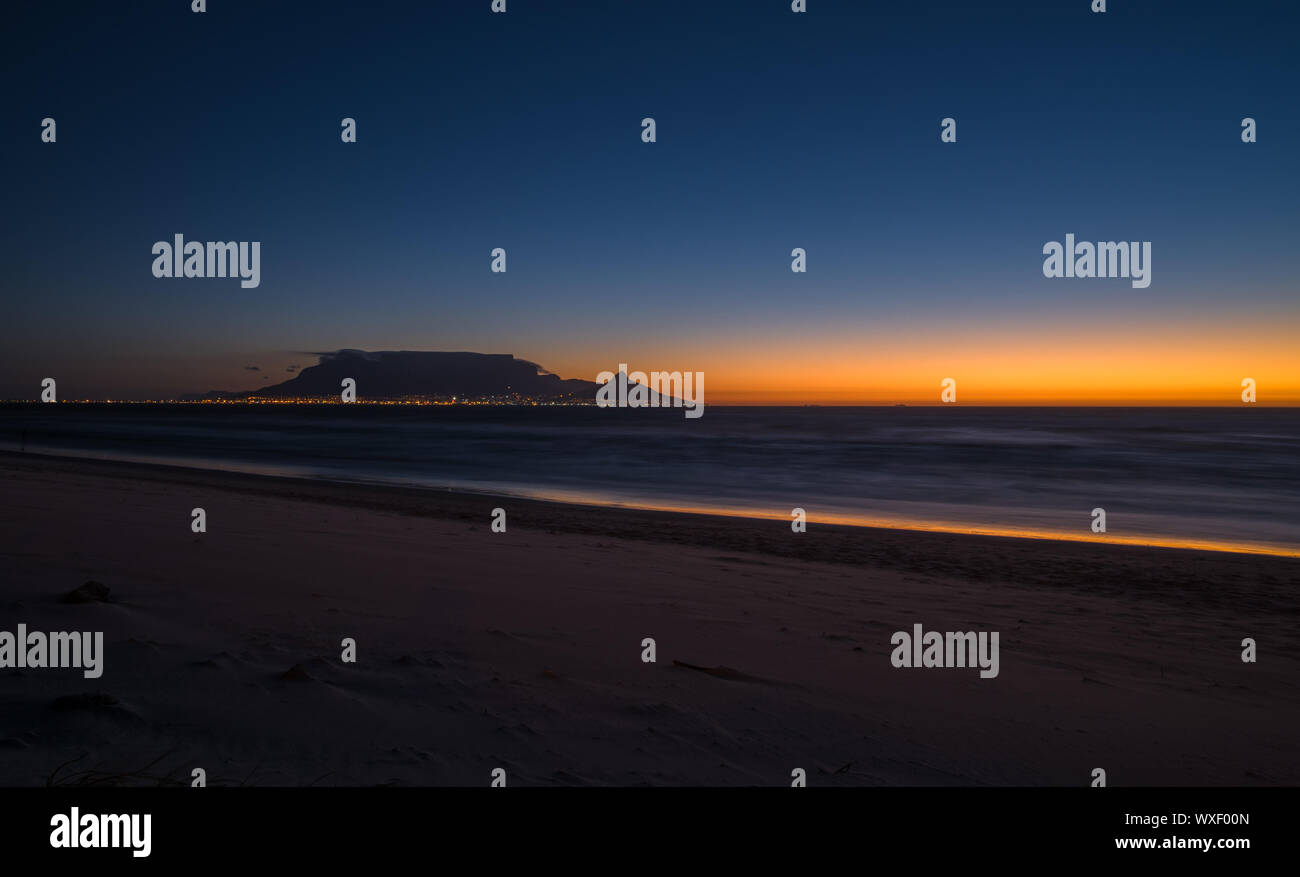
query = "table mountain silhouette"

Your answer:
(208, 350), (599, 400)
